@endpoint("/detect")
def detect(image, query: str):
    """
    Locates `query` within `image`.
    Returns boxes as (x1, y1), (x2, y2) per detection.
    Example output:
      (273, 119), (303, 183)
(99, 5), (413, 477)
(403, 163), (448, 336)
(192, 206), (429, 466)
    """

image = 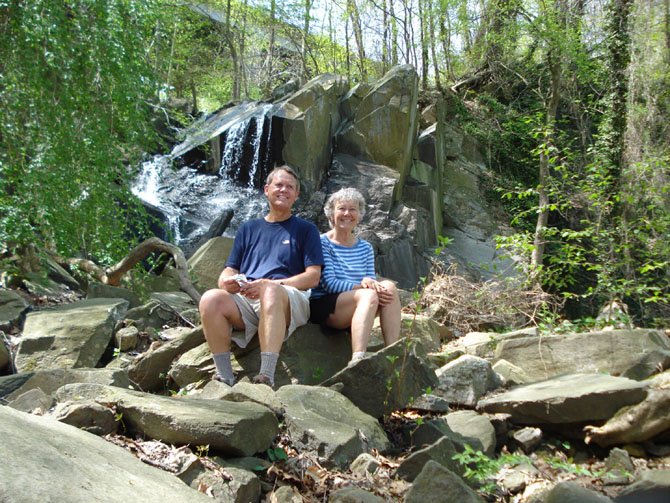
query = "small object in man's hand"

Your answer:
(231, 274), (248, 286)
